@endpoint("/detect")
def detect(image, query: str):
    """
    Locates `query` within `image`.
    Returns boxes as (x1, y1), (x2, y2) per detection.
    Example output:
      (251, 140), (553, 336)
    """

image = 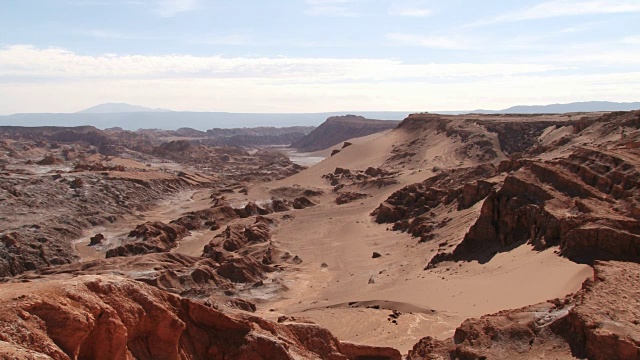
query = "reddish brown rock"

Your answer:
(0, 275), (402, 359)
(106, 221), (188, 258)
(562, 261), (640, 360)
(335, 192), (368, 205)
(293, 196), (316, 209)
(25, 252), (235, 295)
(171, 204), (239, 230)
(89, 233), (104, 246)
(409, 261), (640, 360)
(372, 165), (499, 243)
(271, 199), (291, 212)
(431, 146), (640, 266)
(36, 155), (62, 165)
